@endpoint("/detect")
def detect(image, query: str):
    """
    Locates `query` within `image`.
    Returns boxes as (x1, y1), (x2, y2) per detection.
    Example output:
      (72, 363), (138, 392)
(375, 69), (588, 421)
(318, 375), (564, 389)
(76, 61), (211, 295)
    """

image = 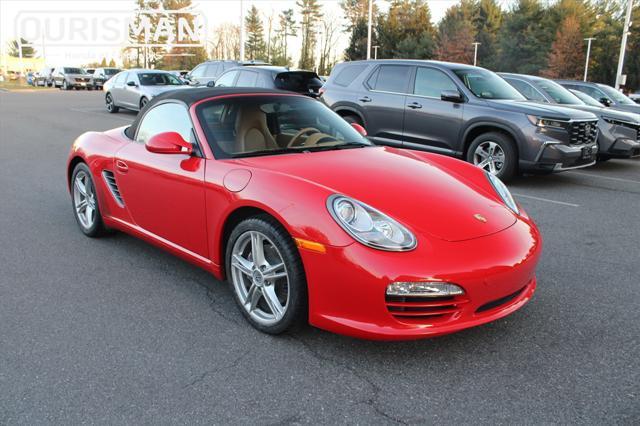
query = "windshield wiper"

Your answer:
(303, 142), (371, 152)
(231, 148), (304, 158)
